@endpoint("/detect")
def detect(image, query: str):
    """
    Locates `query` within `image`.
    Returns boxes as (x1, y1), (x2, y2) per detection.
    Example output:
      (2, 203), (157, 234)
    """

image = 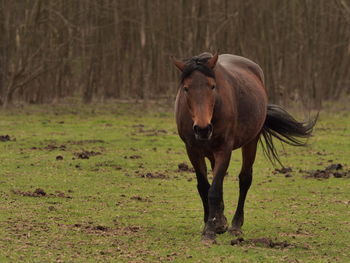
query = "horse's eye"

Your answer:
(211, 85), (216, 90)
(184, 87), (189, 92)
